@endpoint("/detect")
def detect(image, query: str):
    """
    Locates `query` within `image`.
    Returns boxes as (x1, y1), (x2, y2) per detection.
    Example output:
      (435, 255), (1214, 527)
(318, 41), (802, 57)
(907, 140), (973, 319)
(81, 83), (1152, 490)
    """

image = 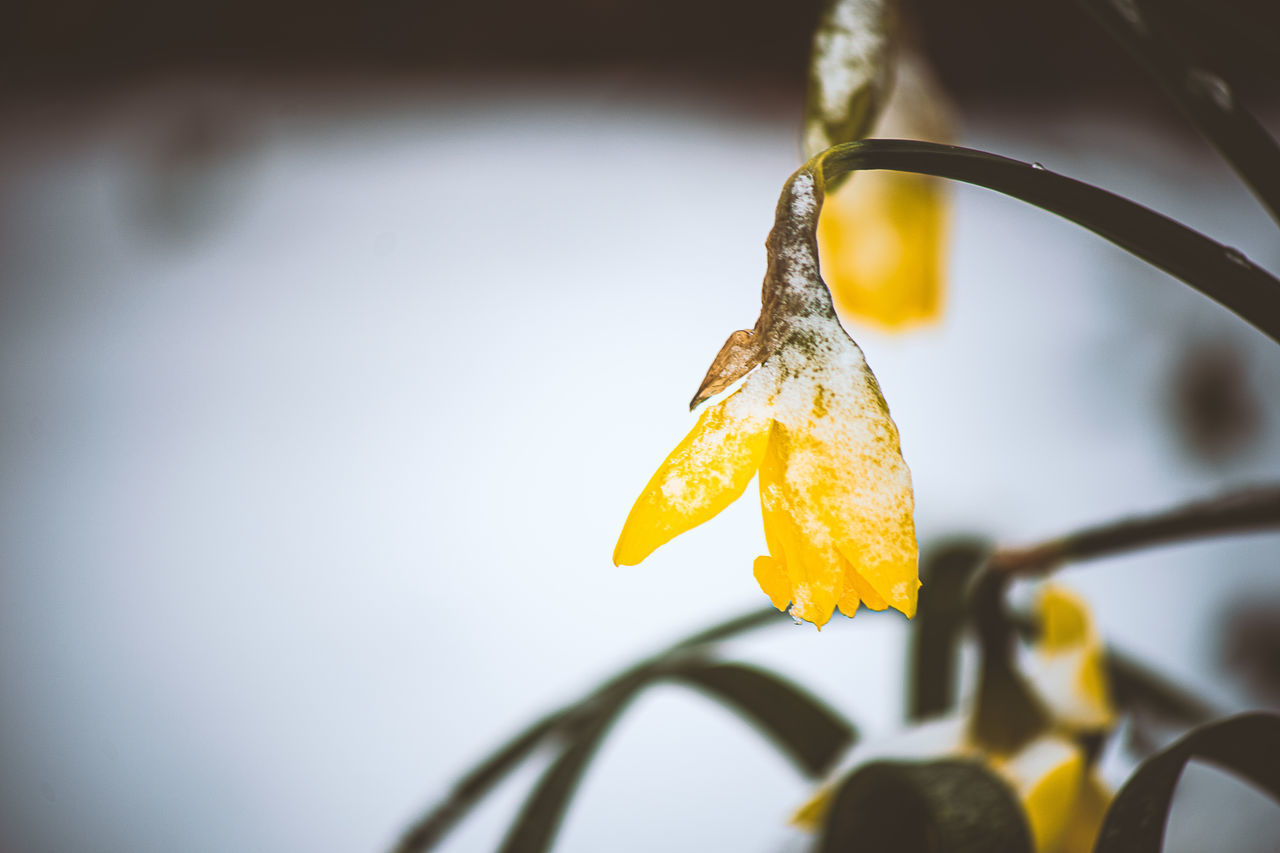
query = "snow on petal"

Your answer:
(612, 384), (772, 567)
(763, 323), (918, 619)
(760, 421), (843, 628)
(1027, 584), (1115, 730)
